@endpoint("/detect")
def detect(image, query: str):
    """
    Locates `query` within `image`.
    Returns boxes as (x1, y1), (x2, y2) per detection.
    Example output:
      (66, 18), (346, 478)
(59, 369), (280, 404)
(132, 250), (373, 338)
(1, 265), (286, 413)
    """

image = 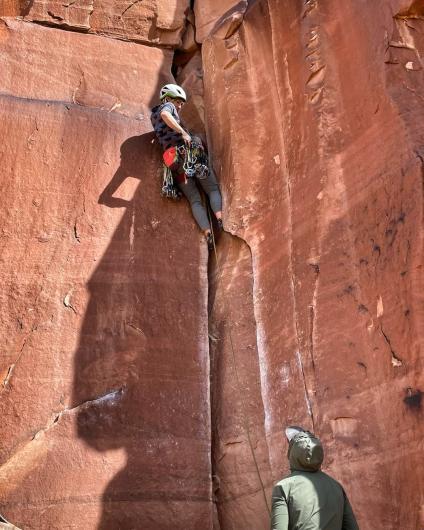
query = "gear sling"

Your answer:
(161, 138), (210, 199)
